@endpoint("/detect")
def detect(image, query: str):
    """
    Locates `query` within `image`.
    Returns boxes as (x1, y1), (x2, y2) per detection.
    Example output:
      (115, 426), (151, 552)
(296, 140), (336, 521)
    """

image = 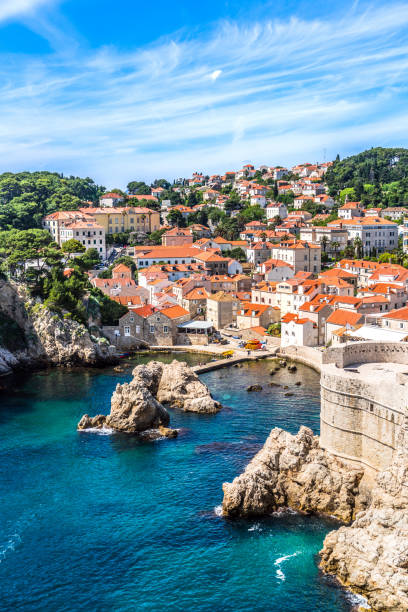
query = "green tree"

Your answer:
(61, 239), (85, 261)
(151, 178), (171, 190)
(227, 247), (247, 262)
(127, 181), (150, 195)
(73, 248), (101, 271)
(353, 236), (363, 259)
(147, 228), (166, 245)
(167, 209), (186, 227)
